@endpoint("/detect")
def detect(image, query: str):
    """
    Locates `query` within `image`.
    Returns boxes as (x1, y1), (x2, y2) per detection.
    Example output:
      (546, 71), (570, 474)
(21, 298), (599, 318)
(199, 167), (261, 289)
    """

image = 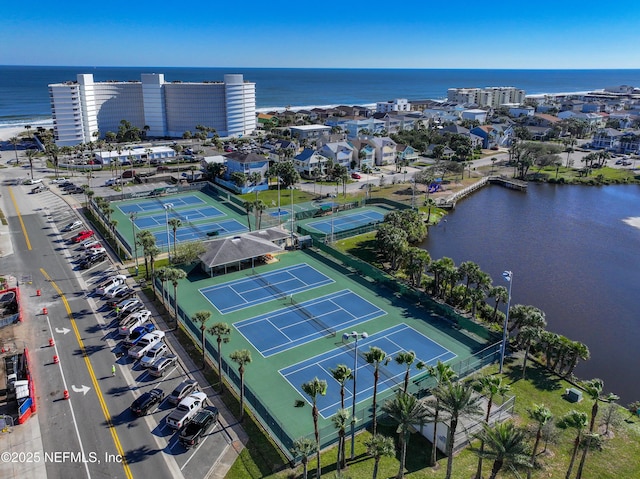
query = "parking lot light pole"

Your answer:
(499, 270), (513, 374)
(163, 203), (173, 259)
(129, 212), (139, 274)
(342, 330), (368, 460)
